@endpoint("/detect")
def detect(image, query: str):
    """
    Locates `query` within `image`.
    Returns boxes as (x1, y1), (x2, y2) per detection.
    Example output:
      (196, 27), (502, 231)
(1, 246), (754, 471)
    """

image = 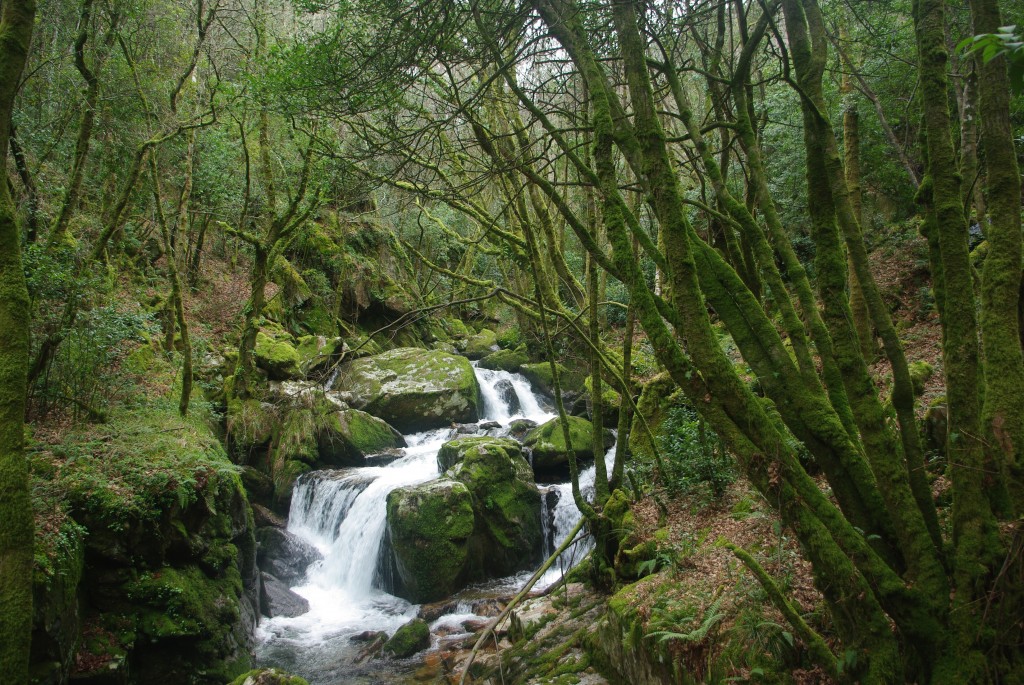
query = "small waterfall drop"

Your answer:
(256, 362), (612, 683)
